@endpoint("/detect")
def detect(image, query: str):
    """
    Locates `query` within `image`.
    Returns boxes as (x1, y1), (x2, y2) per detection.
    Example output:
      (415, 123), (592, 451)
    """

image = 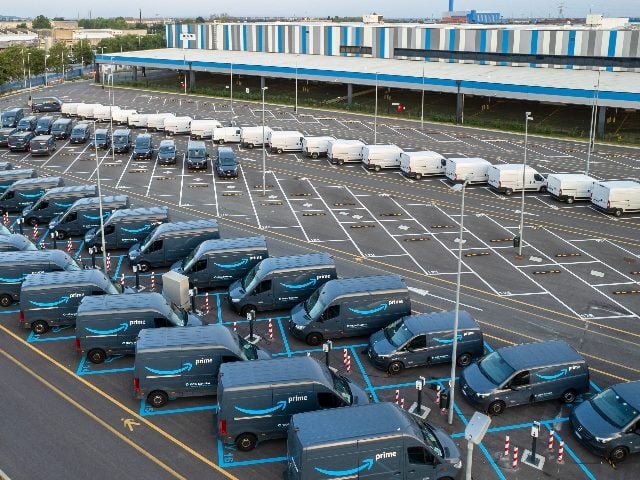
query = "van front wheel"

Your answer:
(306, 333), (323, 347)
(614, 209), (623, 217)
(488, 401), (505, 415)
(456, 353), (472, 367)
(235, 433), (257, 452)
(0, 294), (12, 307)
(240, 305), (256, 317)
(609, 446), (628, 464)
(505, 188), (513, 196)
(561, 389), (577, 404)
(31, 320), (49, 335)
(566, 197), (574, 204)
(148, 391), (168, 408)
(414, 173), (422, 180)
(87, 349), (107, 364)
(388, 361), (404, 375)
